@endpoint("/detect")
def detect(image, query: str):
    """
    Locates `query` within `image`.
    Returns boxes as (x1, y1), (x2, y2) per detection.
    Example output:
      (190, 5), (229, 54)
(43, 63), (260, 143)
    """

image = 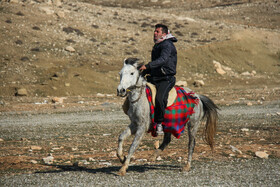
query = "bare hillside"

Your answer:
(0, 0), (279, 98)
